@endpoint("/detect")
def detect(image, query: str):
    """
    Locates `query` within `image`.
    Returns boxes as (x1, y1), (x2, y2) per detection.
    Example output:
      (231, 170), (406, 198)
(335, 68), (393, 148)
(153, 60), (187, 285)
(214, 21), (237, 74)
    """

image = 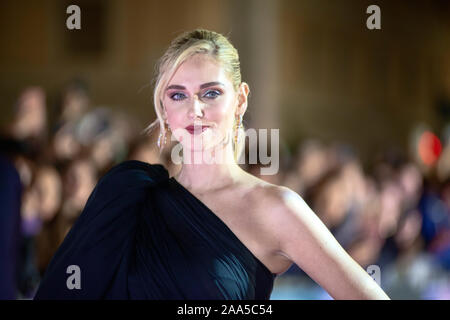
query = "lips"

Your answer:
(185, 125), (210, 135)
